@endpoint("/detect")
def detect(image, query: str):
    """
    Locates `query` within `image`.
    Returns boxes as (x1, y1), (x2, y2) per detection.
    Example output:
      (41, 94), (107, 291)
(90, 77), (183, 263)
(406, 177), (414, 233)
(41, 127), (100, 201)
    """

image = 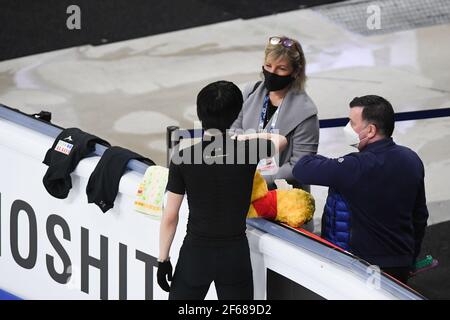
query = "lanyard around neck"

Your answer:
(258, 94), (283, 133)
